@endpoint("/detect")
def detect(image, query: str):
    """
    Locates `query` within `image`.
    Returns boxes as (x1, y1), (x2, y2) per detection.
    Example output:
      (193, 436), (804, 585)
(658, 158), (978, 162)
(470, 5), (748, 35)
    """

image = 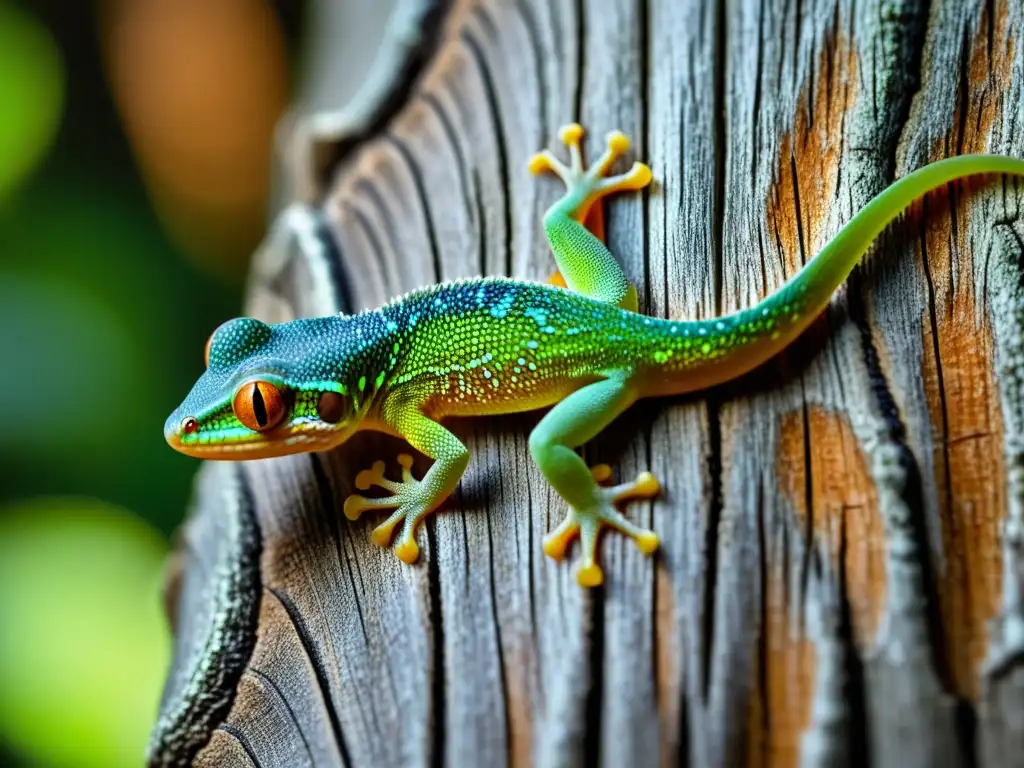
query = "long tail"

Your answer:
(772, 154), (1024, 317)
(646, 154), (1024, 394)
